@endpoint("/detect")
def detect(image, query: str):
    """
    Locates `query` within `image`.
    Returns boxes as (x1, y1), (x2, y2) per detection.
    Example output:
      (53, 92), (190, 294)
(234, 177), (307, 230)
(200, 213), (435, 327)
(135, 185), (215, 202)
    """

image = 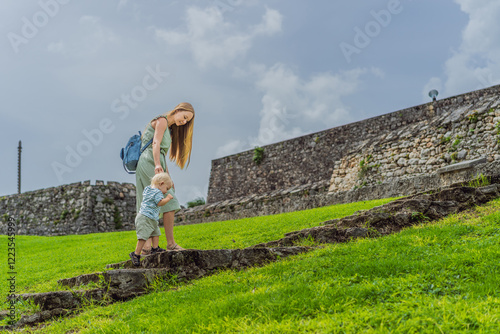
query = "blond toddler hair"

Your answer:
(150, 172), (173, 188)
